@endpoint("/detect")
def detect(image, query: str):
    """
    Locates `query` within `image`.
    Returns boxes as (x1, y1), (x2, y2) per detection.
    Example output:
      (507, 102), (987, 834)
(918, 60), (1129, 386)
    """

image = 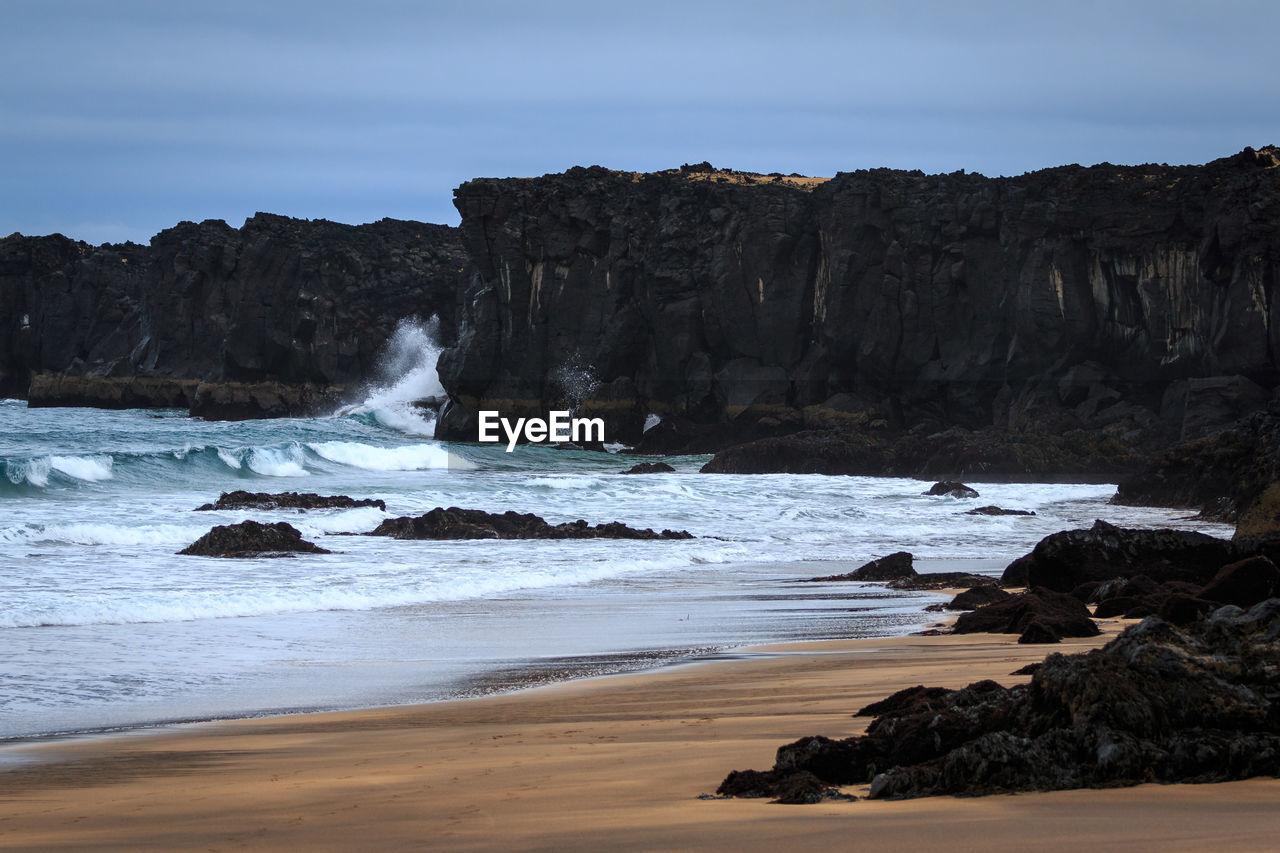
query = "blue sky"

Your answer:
(3, 0), (1277, 244)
